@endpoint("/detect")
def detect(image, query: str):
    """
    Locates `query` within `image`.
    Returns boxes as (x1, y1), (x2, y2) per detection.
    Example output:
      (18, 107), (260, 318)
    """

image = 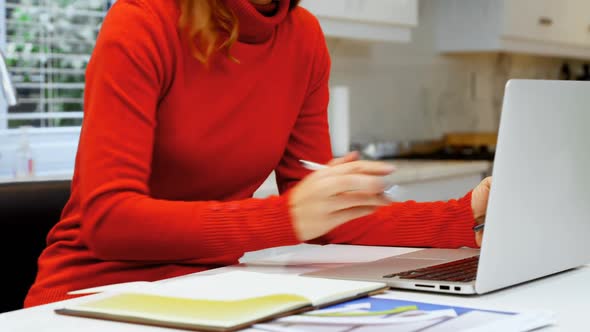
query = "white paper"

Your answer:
(117, 271), (385, 306)
(420, 311), (511, 332)
(67, 281), (152, 295)
(460, 311), (557, 332)
(258, 292), (555, 332)
(243, 244), (421, 266)
(276, 310), (457, 325)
